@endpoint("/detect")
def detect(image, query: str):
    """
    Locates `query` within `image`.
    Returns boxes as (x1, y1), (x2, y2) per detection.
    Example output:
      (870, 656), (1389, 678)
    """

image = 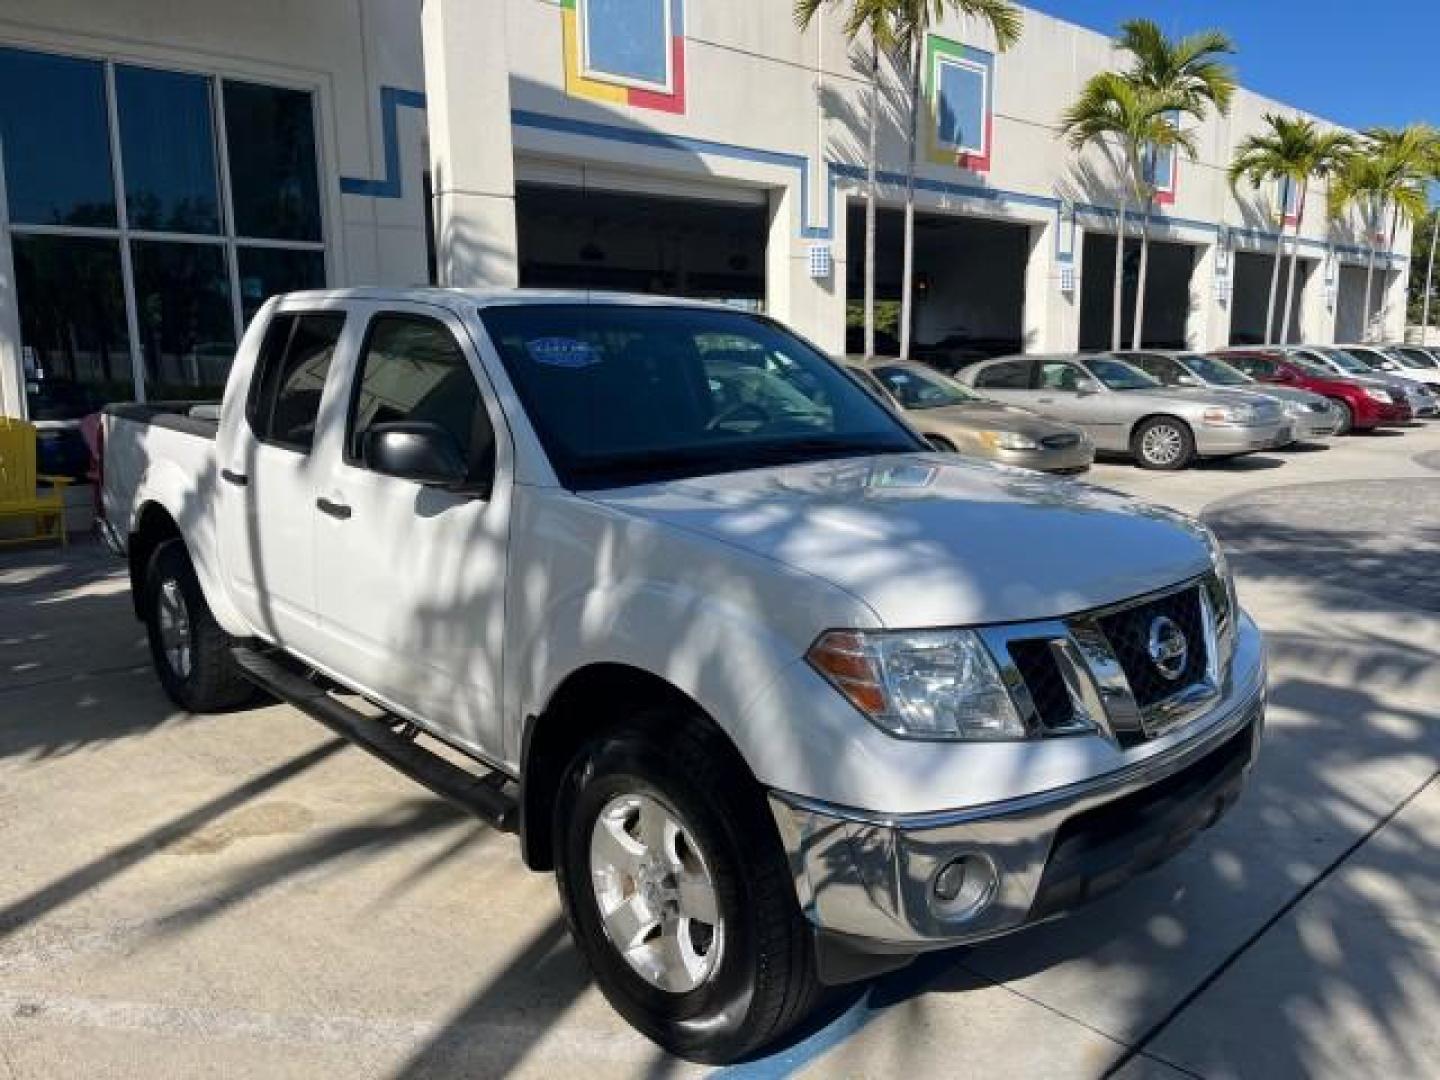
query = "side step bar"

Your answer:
(232, 646), (517, 832)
